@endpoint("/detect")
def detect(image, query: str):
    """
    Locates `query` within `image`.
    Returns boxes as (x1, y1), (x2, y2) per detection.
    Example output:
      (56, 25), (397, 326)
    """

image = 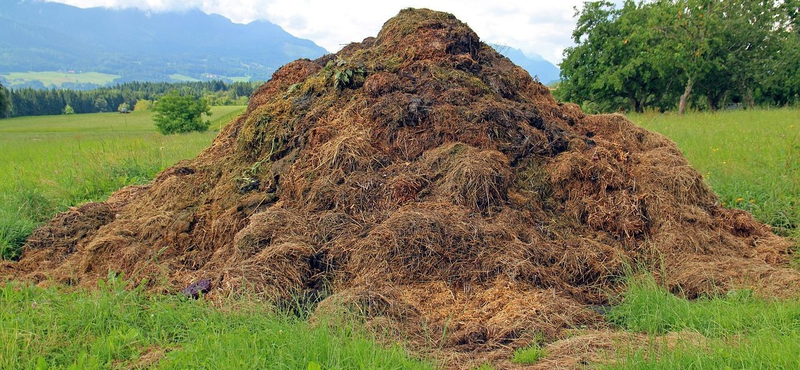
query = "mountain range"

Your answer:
(0, 0), (327, 86)
(0, 0), (560, 88)
(492, 44), (561, 84)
